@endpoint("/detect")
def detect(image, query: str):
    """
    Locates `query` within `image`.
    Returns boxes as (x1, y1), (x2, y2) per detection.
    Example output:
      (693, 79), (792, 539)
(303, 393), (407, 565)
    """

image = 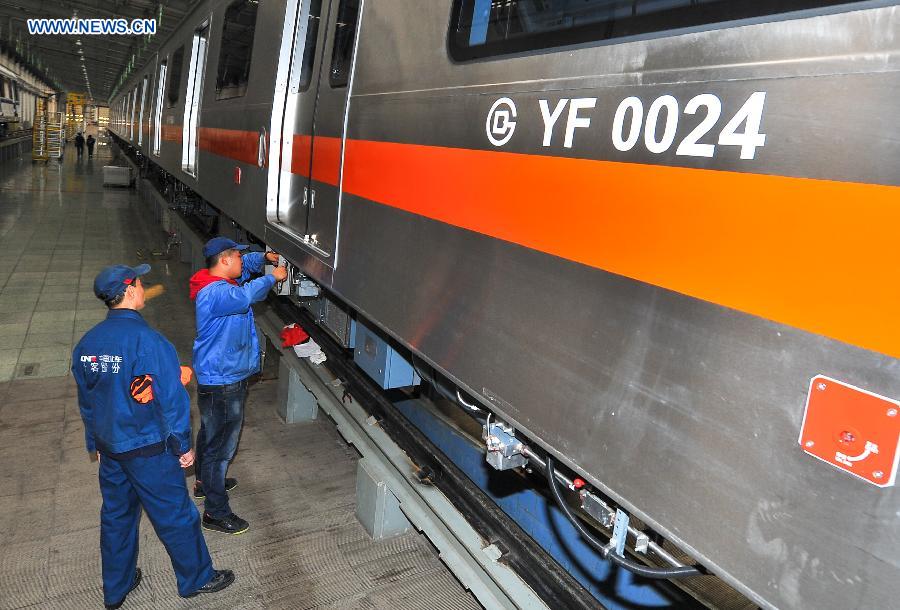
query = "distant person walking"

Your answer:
(87, 134), (96, 158)
(74, 132), (85, 158)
